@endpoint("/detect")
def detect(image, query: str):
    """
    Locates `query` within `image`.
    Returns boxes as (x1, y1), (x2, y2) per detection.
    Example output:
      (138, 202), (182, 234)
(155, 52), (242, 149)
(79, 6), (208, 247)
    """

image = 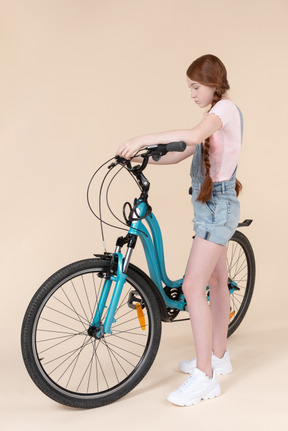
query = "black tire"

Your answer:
(226, 230), (256, 337)
(21, 258), (162, 408)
